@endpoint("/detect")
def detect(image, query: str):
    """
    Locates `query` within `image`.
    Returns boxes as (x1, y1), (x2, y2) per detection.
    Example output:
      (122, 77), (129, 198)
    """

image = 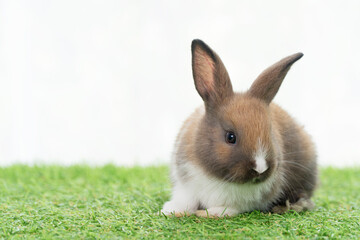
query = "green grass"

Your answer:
(0, 165), (359, 239)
